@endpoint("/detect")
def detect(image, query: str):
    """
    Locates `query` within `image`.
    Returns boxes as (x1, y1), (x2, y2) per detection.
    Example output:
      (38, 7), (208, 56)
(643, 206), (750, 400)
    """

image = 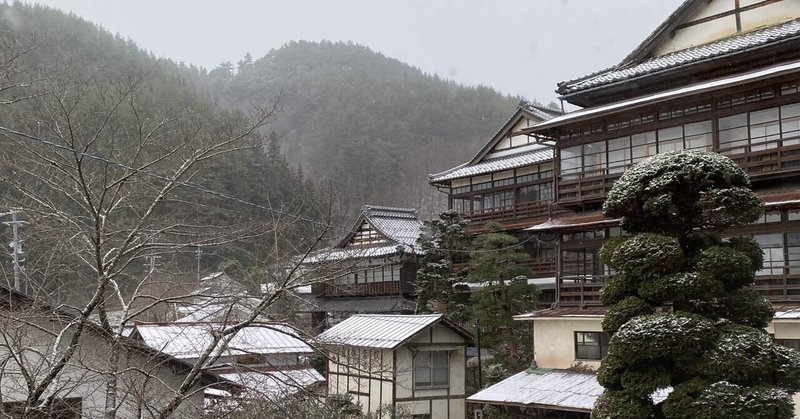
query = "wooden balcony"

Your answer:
(557, 274), (800, 308)
(558, 275), (605, 307)
(318, 280), (414, 298)
(557, 141), (800, 206)
(461, 201), (567, 227)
